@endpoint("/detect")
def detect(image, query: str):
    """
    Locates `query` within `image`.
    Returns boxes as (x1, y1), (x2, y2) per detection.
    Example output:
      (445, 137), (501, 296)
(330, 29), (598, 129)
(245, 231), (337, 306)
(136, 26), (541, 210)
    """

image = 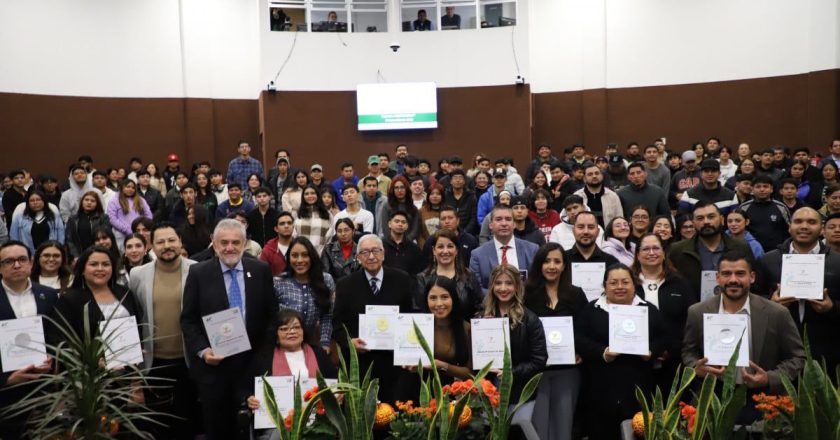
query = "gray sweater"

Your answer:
(645, 163), (672, 191)
(616, 183), (670, 218)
